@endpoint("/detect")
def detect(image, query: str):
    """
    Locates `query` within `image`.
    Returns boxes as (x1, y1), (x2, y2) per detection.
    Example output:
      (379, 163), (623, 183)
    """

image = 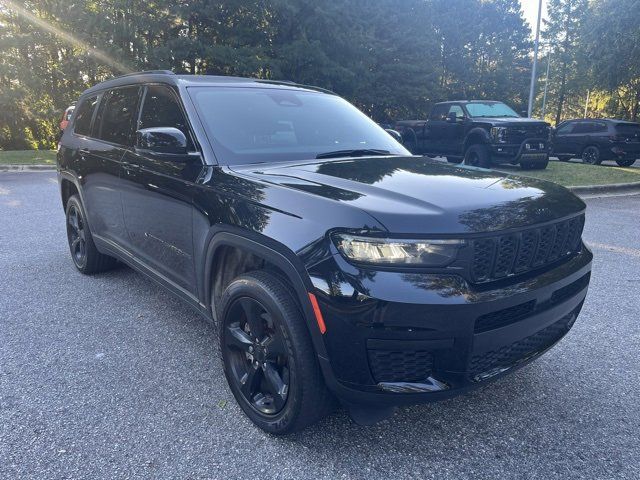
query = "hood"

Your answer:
(231, 156), (584, 234)
(475, 117), (550, 127)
